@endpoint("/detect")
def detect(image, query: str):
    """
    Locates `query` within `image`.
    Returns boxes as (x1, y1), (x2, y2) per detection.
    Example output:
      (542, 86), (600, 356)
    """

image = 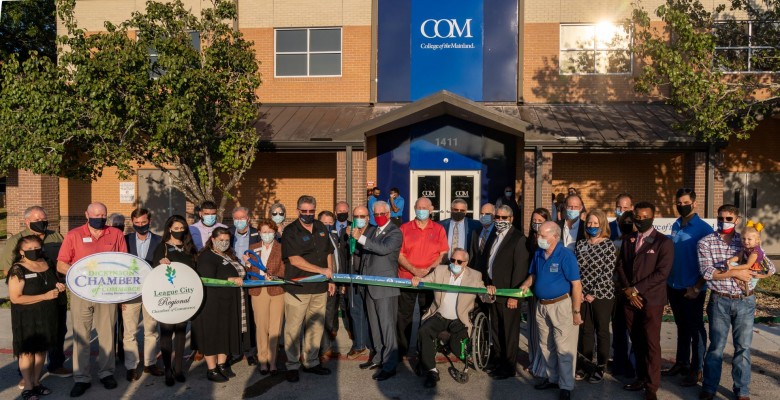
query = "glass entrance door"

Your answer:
(410, 170), (481, 222)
